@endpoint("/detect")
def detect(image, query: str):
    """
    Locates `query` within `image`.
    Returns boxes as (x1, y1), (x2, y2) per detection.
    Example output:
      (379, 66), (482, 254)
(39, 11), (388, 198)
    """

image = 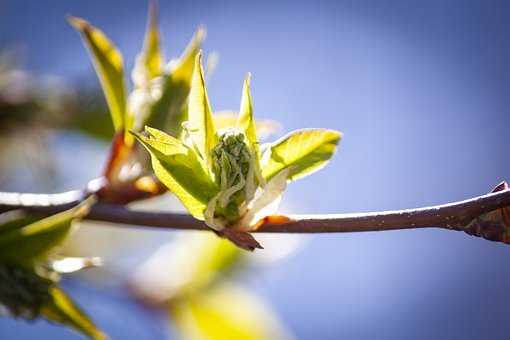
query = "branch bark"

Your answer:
(1, 182), (509, 239)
